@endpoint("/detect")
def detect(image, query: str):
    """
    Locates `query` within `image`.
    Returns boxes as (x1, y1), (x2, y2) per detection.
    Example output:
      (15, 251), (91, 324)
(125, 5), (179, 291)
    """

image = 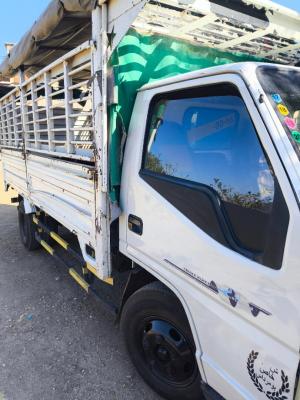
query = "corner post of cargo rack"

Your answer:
(18, 68), (32, 197)
(18, 69), (28, 152)
(91, 1), (111, 280)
